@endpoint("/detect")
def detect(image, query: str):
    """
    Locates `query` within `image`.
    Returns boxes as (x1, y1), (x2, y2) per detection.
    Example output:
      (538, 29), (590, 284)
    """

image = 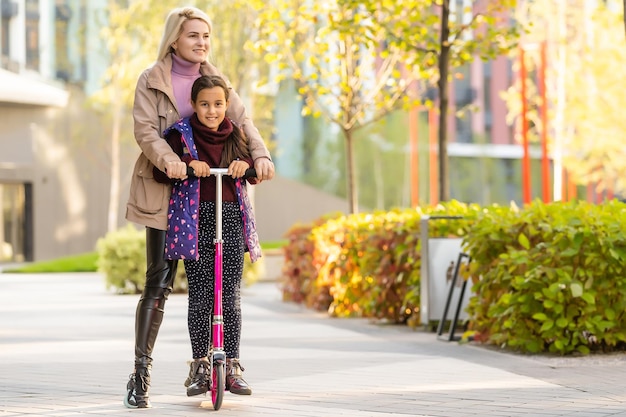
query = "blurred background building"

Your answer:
(0, 0), (110, 263)
(2, 1), (585, 264)
(0, 0), (349, 263)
